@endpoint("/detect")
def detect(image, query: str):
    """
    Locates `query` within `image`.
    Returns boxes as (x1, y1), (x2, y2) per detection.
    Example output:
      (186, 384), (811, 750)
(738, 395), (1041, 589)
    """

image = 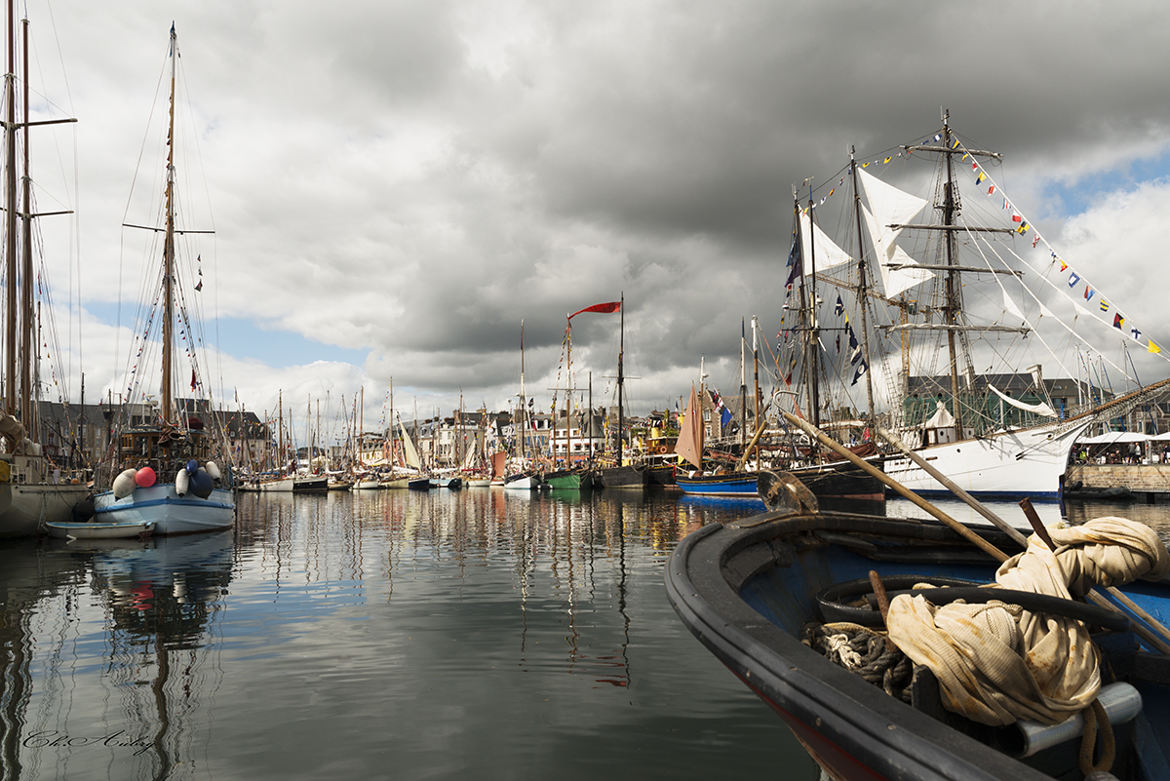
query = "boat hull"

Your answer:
(885, 419), (1092, 500)
(676, 472), (757, 496)
(597, 464), (645, 489)
(93, 484), (235, 535)
(543, 470), (591, 491)
(503, 475), (538, 490)
(666, 509), (1169, 780)
(46, 519), (155, 539)
(0, 481), (91, 538)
